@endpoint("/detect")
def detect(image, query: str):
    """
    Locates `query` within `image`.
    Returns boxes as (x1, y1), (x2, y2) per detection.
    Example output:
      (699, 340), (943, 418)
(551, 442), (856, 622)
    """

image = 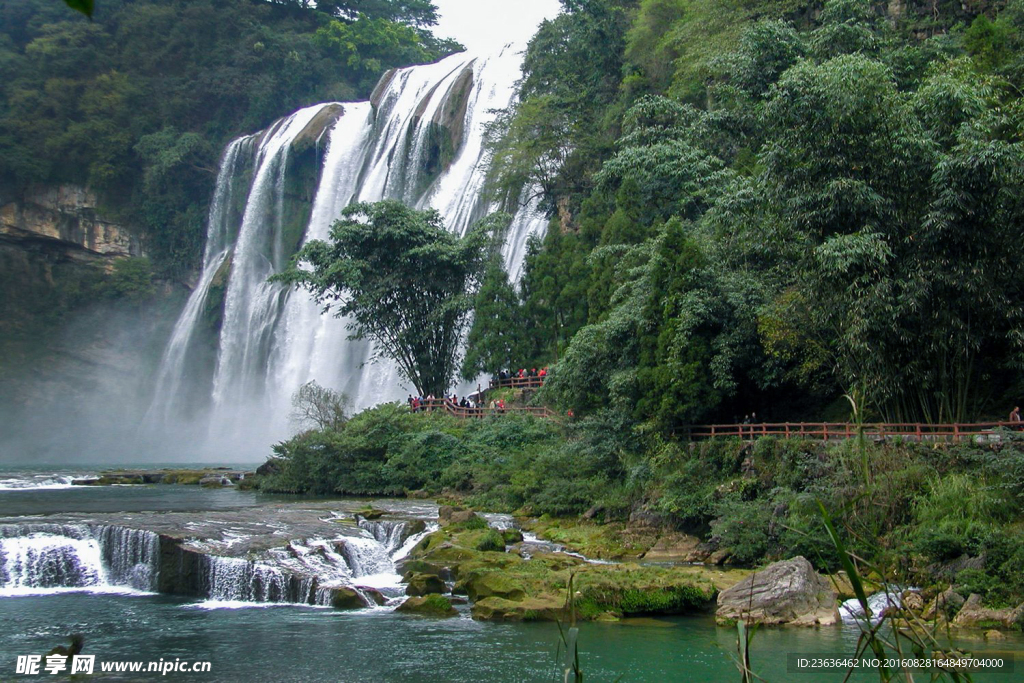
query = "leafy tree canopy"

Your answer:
(274, 201), (507, 396)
